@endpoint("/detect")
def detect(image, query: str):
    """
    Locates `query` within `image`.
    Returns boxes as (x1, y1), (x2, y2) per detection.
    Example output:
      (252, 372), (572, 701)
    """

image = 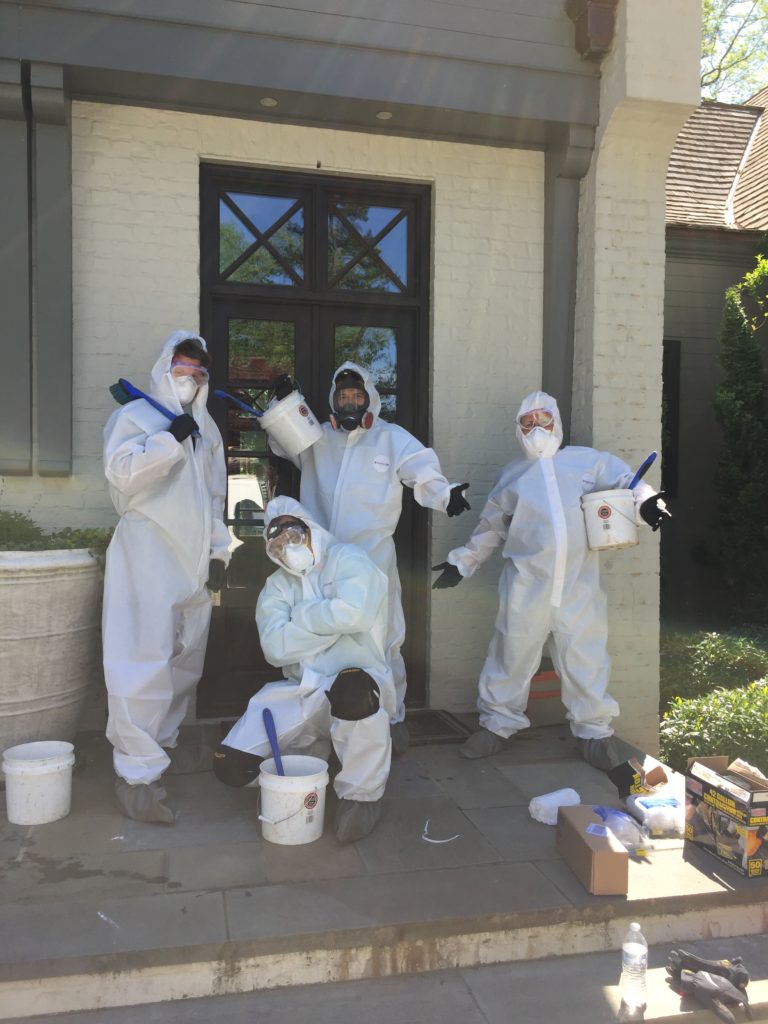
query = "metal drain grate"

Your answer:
(404, 708), (474, 745)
